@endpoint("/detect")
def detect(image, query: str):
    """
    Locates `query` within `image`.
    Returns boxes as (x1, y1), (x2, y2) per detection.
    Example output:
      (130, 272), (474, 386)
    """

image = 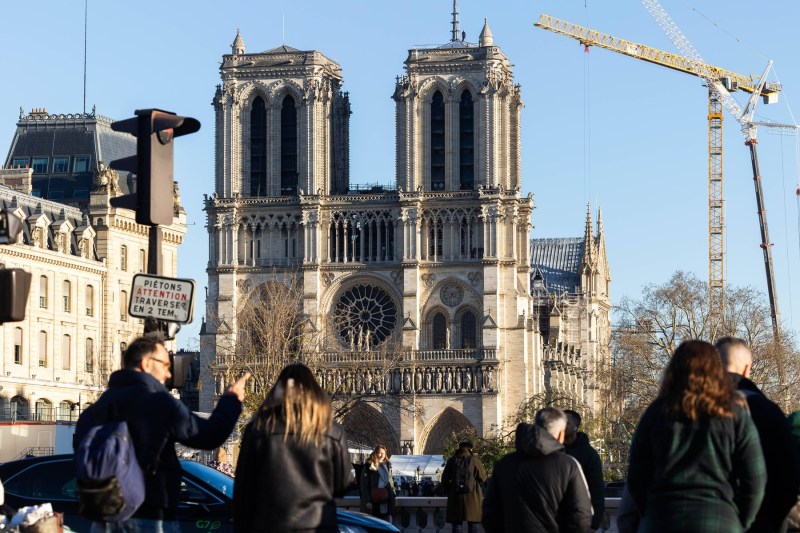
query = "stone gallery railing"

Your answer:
(335, 496), (622, 532)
